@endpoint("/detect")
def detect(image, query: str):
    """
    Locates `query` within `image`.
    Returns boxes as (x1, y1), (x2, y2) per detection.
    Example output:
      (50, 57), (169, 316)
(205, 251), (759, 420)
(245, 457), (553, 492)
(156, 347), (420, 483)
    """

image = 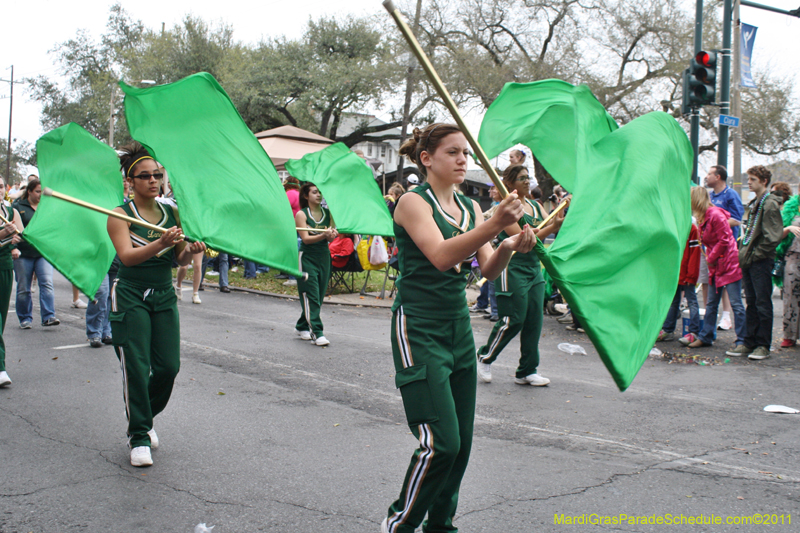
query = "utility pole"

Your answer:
(717, 0), (733, 171)
(396, 0), (423, 189)
(732, 0), (742, 194)
(690, 0), (704, 184)
(1, 66), (24, 182)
